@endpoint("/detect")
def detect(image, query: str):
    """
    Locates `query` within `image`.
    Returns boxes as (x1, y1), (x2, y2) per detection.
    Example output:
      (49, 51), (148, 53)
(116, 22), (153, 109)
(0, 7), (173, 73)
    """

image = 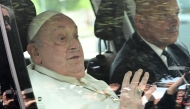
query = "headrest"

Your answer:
(12, 0), (36, 51)
(94, 0), (124, 40)
(28, 10), (61, 42)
